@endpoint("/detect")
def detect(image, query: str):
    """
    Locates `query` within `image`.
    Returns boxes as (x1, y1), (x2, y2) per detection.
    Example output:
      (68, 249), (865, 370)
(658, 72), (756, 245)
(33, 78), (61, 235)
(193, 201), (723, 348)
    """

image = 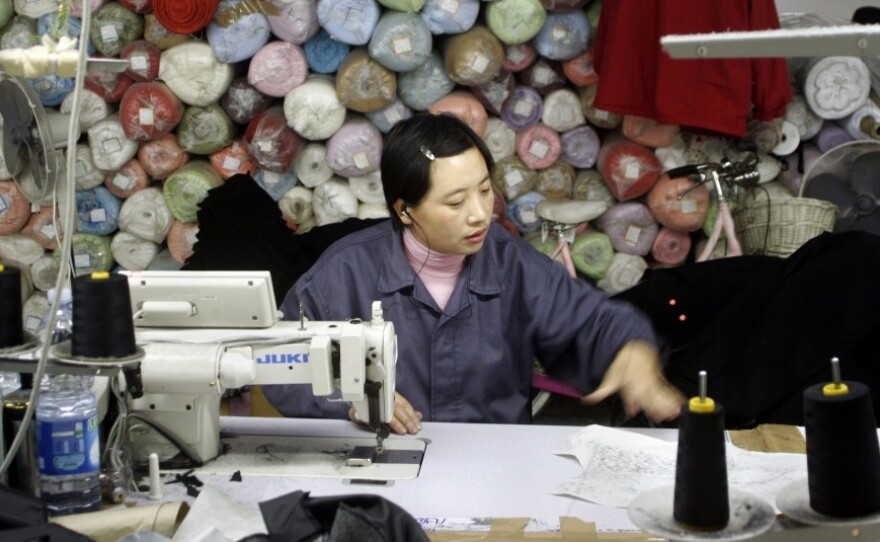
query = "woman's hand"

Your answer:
(348, 392), (423, 435)
(581, 340), (684, 422)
